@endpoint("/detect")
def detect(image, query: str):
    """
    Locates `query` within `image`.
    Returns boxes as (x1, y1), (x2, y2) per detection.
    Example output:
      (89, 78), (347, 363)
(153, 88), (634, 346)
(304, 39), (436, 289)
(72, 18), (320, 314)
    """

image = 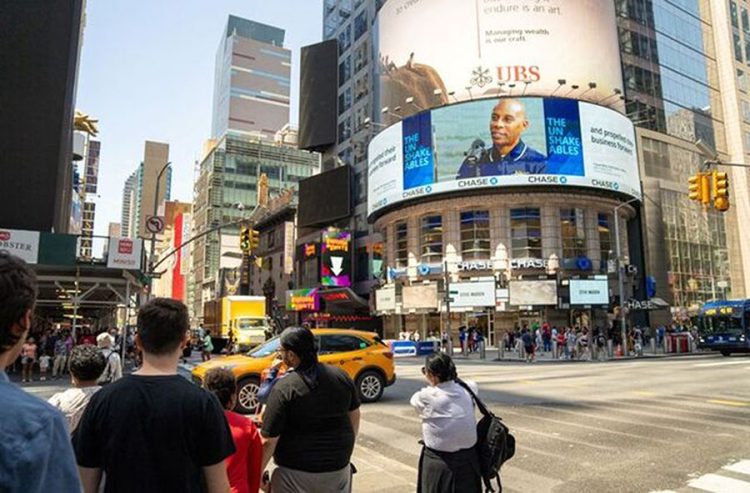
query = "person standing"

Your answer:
(48, 344), (106, 433)
(458, 327), (467, 354)
(204, 368), (262, 493)
(0, 252), (82, 492)
(20, 336), (37, 382)
(260, 327), (360, 492)
(38, 351), (51, 381)
(202, 329), (214, 362)
(96, 332), (122, 385)
(521, 329), (535, 363)
(73, 298), (235, 493)
(411, 353), (481, 492)
(52, 331), (70, 379)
